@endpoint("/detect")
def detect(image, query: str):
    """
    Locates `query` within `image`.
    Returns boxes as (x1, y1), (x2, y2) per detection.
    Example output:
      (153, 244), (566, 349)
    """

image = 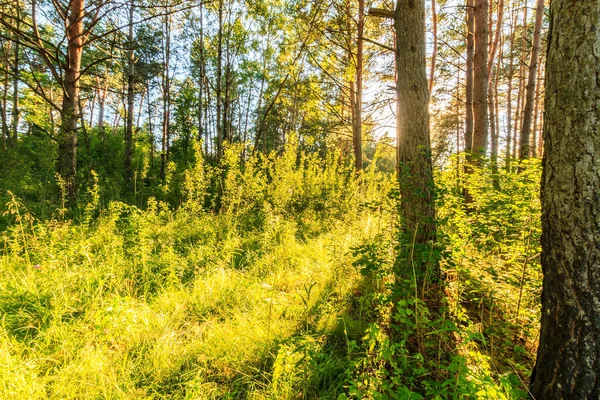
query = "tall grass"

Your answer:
(0, 141), (394, 399)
